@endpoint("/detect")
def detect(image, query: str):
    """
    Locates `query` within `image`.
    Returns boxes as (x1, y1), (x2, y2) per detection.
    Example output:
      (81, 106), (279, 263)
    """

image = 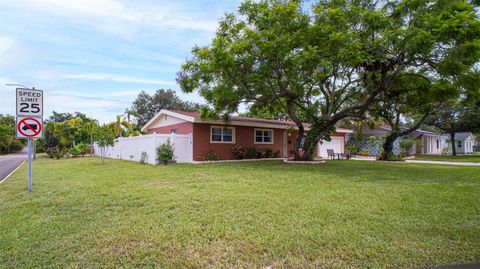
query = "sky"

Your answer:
(0, 0), (242, 123)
